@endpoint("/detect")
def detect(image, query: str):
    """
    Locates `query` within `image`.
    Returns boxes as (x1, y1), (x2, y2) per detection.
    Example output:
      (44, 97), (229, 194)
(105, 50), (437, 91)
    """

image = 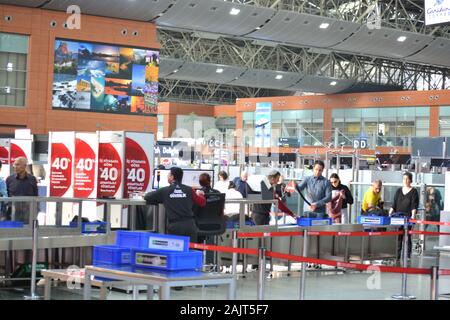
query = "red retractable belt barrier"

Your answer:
(265, 251), (431, 275)
(410, 219), (450, 226)
(189, 242), (258, 256)
(409, 230), (450, 236)
(189, 242), (450, 276)
(307, 231), (403, 237)
(237, 230), (403, 238)
(238, 231), (303, 238)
